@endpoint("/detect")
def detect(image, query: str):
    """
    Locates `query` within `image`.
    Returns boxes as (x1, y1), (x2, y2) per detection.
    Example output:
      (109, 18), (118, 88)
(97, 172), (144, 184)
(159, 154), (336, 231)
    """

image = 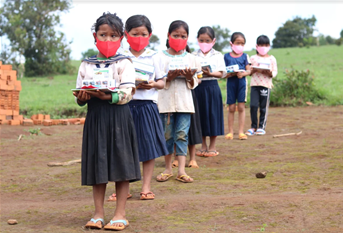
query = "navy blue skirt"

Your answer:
(129, 100), (168, 162)
(82, 98), (141, 186)
(194, 80), (224, 136)
(188, 90), (202, 145)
